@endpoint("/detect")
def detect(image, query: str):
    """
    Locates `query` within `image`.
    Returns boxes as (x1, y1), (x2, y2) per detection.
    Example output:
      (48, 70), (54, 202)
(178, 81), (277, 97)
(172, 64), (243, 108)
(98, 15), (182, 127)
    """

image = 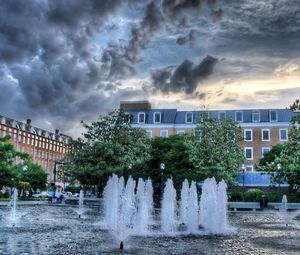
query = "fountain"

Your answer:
(276, 194), (300, 227)
(187, 181), (199, 234)
(102, 175), (232, 245)
(7, 189), (19, 227)
(179, 179), (189, 226)
(161, 179), (177, 235)
(76, 190), (85, 218)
